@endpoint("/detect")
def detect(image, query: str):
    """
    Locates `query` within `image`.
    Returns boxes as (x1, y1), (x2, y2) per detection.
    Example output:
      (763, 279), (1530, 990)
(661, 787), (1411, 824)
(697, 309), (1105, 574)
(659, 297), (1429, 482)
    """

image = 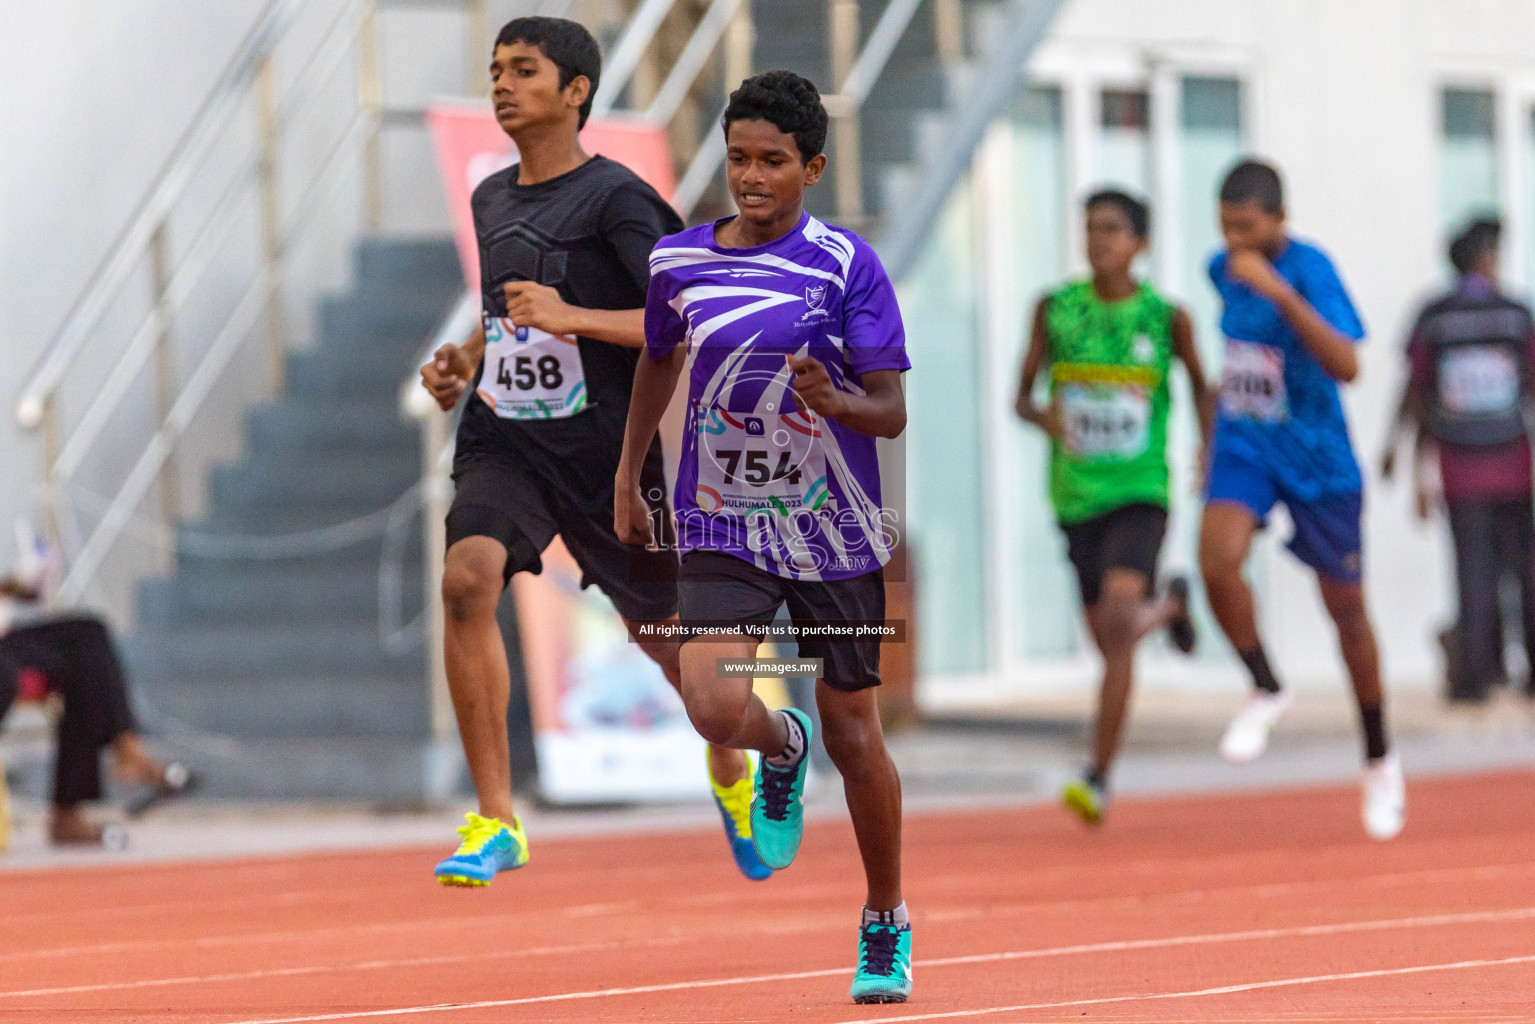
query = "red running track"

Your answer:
(3, 770), (1535, 1023)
